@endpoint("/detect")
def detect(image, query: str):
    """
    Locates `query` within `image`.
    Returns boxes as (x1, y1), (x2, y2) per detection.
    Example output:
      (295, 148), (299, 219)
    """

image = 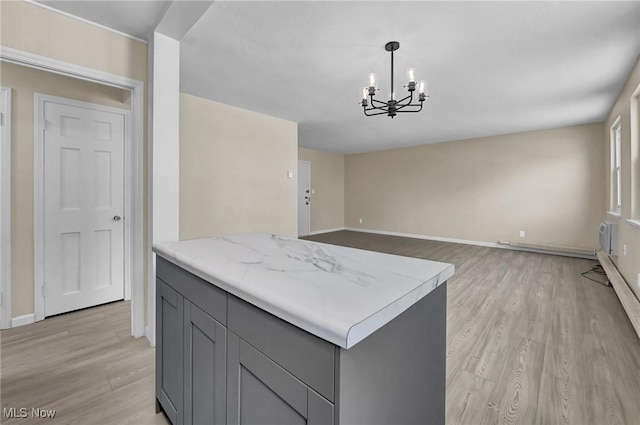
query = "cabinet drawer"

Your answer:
(228, 295), (335, 402)
(157, 257), (227, 325)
